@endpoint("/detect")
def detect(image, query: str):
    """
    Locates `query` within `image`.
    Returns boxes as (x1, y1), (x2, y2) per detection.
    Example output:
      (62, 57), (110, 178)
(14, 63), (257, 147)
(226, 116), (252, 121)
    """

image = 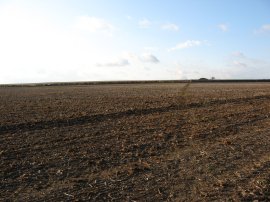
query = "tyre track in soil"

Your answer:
(2, 123), (270, 200)
(0, 94), (269, 135)
(169, 114), (270, 200)
(128, 122), (269, 201)
(1, 89), (269, 200)
(1, 103), (267, 171)
(38, 116), (270, 190)
(89, 116), (270, 181)
(1, 101), (268, 178)
(64, 120), (270, 201)
(1, 102), (268, 195)
(0, 105), (263, 160)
